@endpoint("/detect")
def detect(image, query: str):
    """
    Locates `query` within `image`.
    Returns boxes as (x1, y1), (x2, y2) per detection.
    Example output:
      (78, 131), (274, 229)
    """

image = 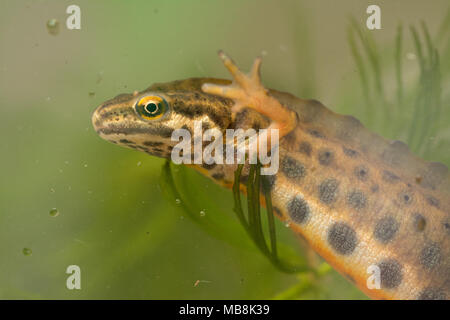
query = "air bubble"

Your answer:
(46, 19), (59, 35)
(23, 248), (32, 256)
(49, 208), (59, 217)
(200, 210), (206, 217)
(175, 198), (181, 205)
